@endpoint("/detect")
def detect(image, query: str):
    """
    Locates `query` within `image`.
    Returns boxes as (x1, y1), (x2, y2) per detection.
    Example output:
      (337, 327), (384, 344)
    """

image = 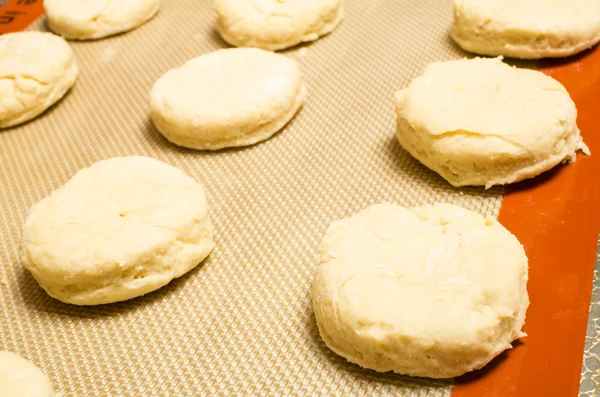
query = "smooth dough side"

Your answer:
(395, 90), (583, 188)
(395, 57), (588, 188)
(214, 0), (344, 51)
(150, 48), (306, 150)
(0, 351), (55, 397)
(152, 84), (306, 150)
(312, 203), (529, 378)
(21, 156), (214, 305)
(0, 32), (78, 129)
(45, 0), (160, 40)
(451, 0), (600, 58)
